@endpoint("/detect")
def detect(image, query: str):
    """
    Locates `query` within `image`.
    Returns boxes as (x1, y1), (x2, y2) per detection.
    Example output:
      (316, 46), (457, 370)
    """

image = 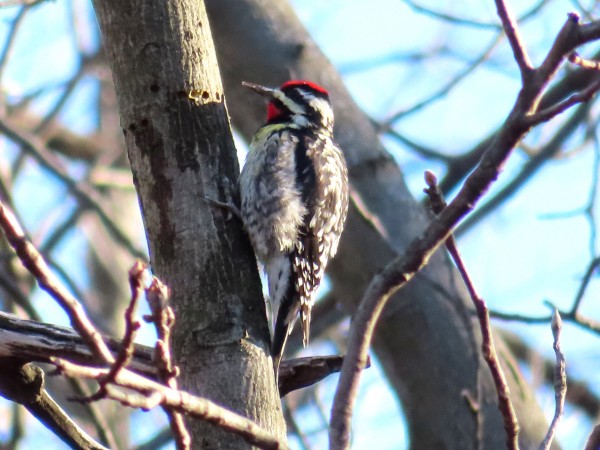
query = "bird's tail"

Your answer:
(300, 303), (312, 347)
(270, 255), (300, 379)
